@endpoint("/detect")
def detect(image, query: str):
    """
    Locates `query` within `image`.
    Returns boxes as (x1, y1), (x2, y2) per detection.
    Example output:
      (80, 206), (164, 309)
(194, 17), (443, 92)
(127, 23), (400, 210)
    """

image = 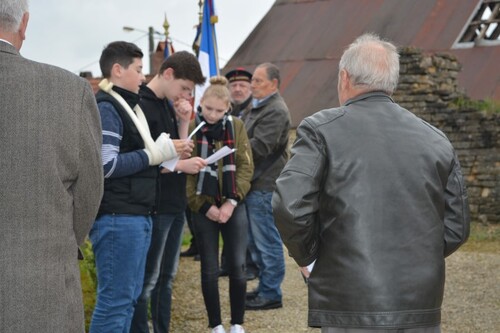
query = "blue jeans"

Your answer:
(130, 212), (185, 333)
(246, 190), (285, 301)
(89, 214), (152, 333)
(192, 203), (248, 328)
